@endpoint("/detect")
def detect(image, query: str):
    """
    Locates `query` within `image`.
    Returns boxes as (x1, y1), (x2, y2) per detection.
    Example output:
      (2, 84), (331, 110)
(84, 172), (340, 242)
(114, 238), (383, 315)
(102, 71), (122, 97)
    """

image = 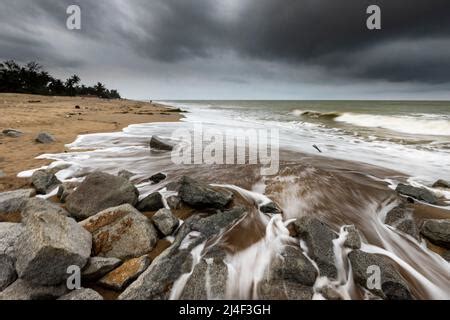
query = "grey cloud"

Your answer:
(1, 0), (449, 98)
